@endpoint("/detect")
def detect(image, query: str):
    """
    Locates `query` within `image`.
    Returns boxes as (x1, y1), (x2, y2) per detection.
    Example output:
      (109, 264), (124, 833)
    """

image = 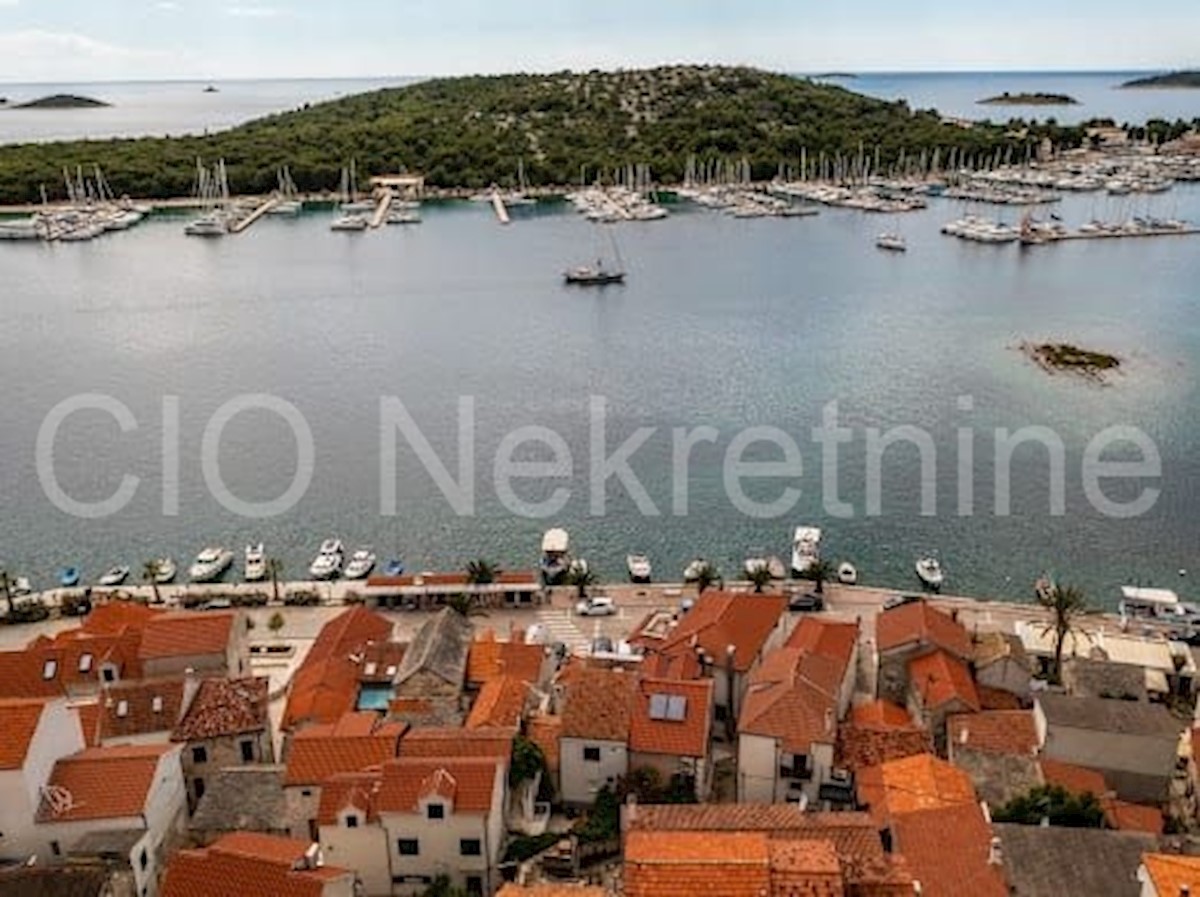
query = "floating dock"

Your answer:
(226, 197), (279, 234)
